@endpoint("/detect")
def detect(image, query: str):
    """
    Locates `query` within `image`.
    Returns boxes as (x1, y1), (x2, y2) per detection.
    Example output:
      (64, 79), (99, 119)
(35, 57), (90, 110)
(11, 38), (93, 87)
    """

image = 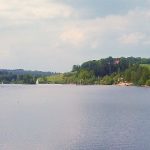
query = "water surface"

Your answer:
(0, 84), (149, 150)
